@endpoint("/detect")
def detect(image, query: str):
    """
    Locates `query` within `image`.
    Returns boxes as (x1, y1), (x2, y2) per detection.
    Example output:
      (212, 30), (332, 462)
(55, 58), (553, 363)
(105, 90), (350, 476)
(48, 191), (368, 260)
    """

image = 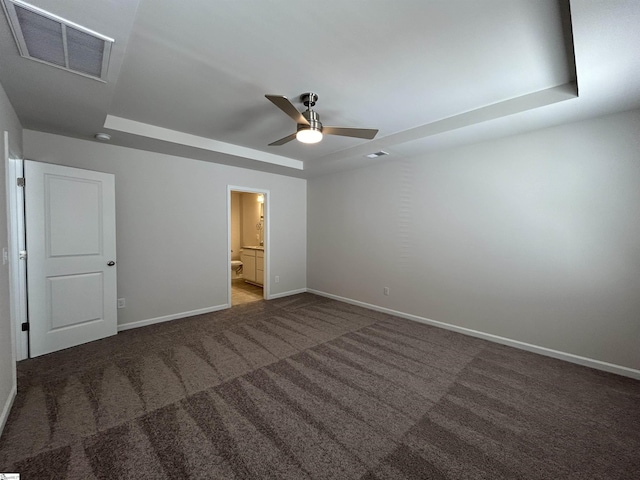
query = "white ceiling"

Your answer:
(0, 0), (639, 178)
